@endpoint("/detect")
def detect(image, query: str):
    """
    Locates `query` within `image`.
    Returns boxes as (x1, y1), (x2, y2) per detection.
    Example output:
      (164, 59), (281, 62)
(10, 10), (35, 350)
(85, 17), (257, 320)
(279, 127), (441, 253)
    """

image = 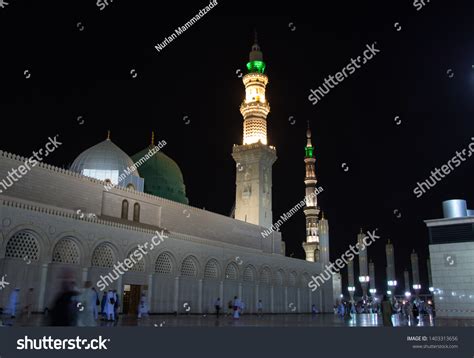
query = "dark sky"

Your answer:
(1, 0), (474, 295)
